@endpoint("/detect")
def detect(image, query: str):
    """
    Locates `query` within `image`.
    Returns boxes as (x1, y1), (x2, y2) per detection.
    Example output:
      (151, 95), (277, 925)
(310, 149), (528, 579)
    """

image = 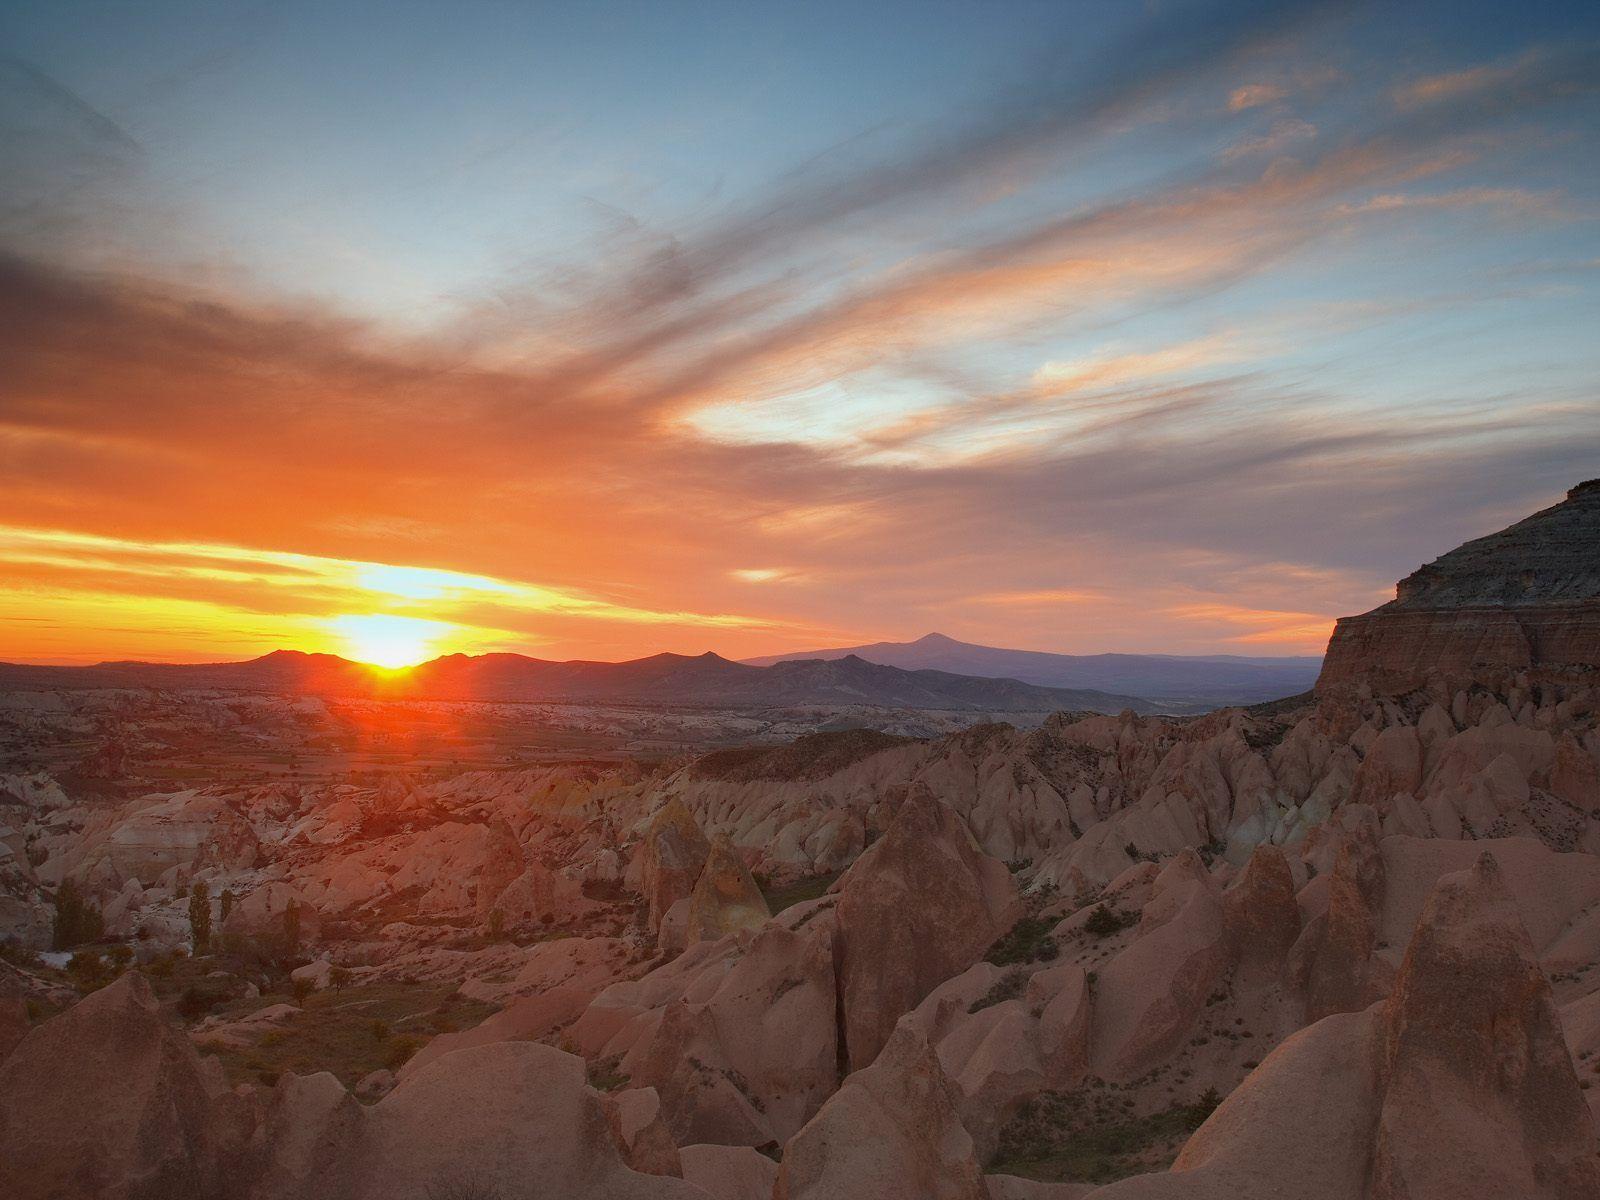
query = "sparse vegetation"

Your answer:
(691, 729), (918, 782)
(992, 1086), (1228, 1184)
(1084, 904), (1135, 939)
(178, 984), (226, 1020)
(0, 938), (42, 970)
(968, 969), (1027, 1014)
(424, 1172), (504, 1200)
(51, 879), (103, 950)
(386, 1033), (427, 1070)
(67, 947), (117, 992)
(986, 915), (1059, 966)
(759, 871), (843, 914)
(189, 881), (212, 953)
(587, 1053), (628, 1091)
(194, 981), (495, 1088)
